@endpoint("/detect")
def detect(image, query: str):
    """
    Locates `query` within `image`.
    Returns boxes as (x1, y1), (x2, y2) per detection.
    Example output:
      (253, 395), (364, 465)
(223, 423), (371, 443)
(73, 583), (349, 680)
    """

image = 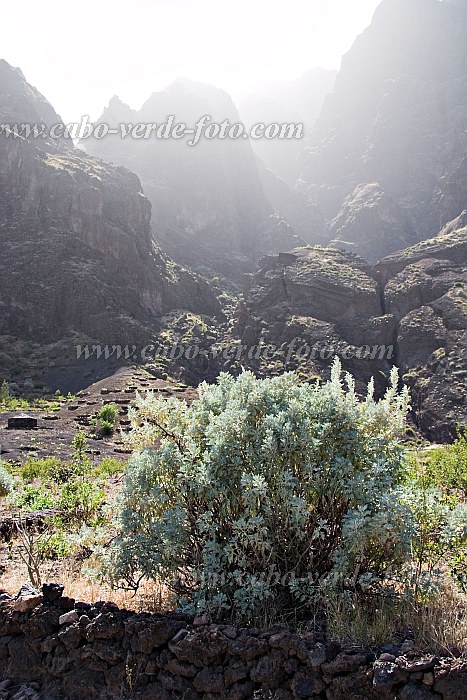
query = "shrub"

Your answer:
(71, 431), (93, 475)
(60, 479), (105, 526)
(95, 404), (119, 436)
(93, 457), (126, 477)
(97, 403), (119, 424)
(100, 420), (114, 436)
(37, 524), (72, 560)
(98, 403), (119, 423)
(19, 456), (63, 482)
(108, 360), (413, 619)
(401, 484), (467, 594)
(419, 428), (467, 494)
(13, 484), (55, 511)
(403, 433), (467, 594)
(0, 463), (14, 498)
